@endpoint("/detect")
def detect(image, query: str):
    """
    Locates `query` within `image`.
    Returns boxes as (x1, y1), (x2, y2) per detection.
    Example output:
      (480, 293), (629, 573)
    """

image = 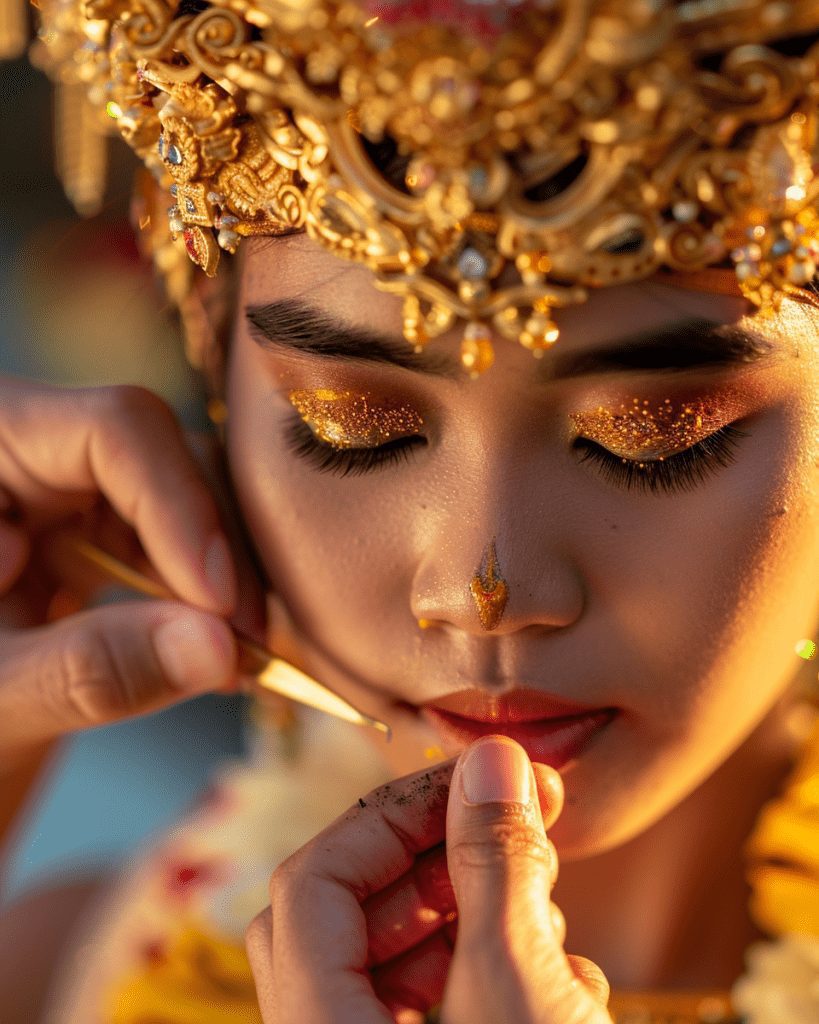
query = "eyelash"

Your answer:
(285, 415), (750, 494)
(285, 418), (427, 477)
(573, 422), (750, 495)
